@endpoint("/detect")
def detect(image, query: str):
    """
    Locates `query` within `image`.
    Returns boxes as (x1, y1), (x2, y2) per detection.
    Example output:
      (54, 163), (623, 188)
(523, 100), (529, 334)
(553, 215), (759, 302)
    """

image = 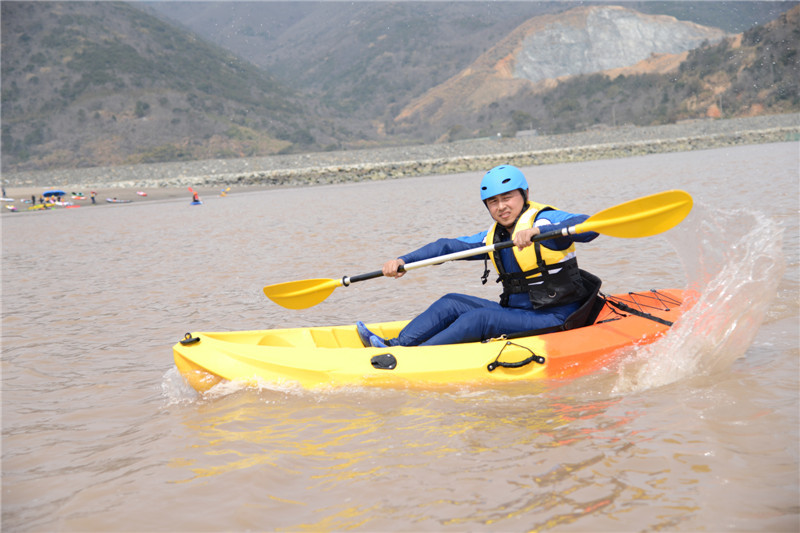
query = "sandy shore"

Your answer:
(3, 113), (798, 214)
